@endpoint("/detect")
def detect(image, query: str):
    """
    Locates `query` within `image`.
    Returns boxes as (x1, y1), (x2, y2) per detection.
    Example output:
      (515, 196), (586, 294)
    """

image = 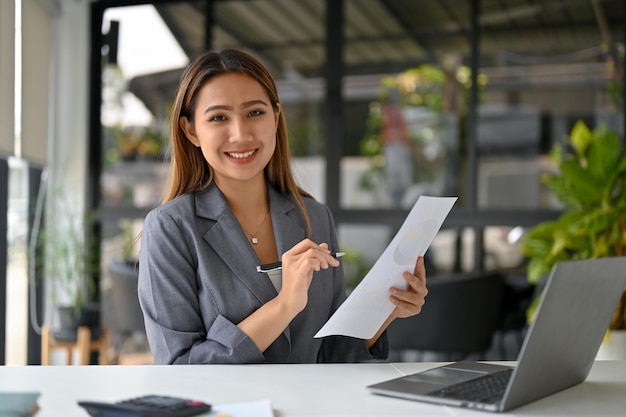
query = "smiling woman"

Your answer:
(135, 49), (429, 365)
